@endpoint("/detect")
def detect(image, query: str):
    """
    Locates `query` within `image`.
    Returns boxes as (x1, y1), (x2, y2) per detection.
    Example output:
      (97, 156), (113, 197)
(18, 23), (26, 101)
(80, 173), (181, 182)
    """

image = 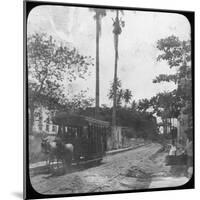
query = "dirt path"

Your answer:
(30, 143), (171, 194)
